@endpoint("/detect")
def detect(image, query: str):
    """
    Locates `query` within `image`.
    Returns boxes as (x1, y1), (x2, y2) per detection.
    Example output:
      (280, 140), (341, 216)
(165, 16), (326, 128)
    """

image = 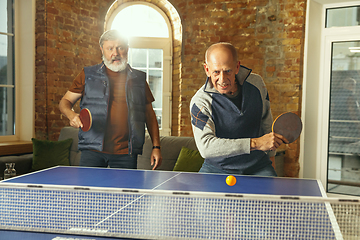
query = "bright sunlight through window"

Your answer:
(111, 5), (169, 39)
